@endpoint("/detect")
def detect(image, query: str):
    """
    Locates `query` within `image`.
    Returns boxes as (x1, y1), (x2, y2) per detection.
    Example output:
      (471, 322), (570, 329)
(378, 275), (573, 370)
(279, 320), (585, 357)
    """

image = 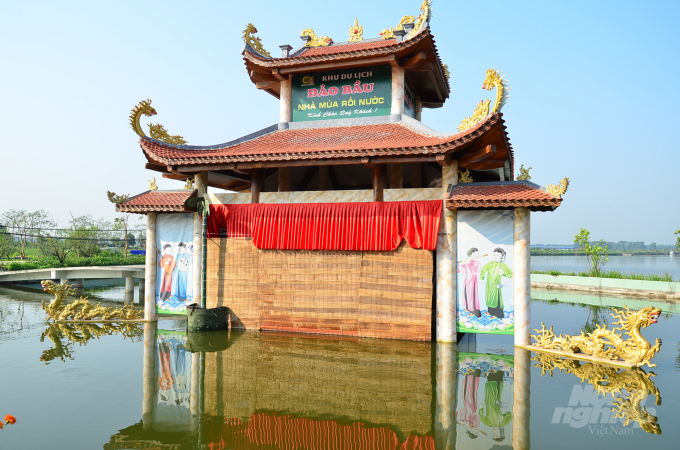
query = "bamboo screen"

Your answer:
(206, 238), (433, 341)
